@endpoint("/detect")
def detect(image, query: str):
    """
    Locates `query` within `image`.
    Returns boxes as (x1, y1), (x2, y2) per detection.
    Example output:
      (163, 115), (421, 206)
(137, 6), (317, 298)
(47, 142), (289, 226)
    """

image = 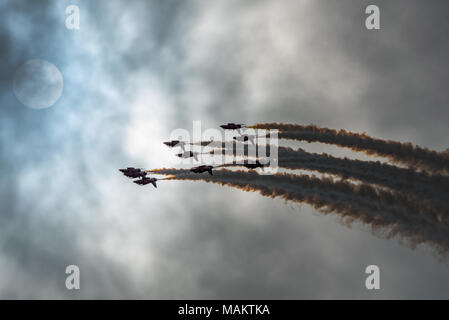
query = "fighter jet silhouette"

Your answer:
(119, 167), (141, 174)
(220, 123), (245, 133)
(163, 140), (187, 152)
(176, 151), (199, 161)
(119, 167), (147, 179)
(133, 176), (158, 188)
(233, 134), (256, 144)
(190, 165), (214, 175)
